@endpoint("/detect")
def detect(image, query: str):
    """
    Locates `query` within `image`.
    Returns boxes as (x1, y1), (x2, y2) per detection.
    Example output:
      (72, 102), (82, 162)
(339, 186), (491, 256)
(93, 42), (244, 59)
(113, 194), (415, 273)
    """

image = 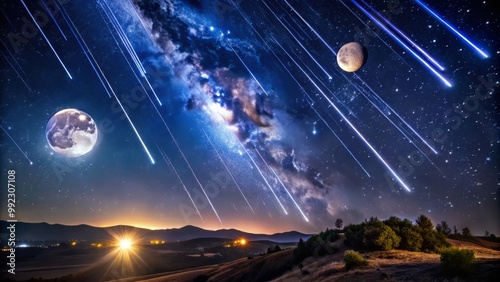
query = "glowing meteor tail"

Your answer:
(0, 126), (33, 165)
(414, 0), (488, 58)
(157, 146), (204, 221)
(350, 0), (452, 87)
(21, 0), (72, 79)
(203, 130), (255, 214)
